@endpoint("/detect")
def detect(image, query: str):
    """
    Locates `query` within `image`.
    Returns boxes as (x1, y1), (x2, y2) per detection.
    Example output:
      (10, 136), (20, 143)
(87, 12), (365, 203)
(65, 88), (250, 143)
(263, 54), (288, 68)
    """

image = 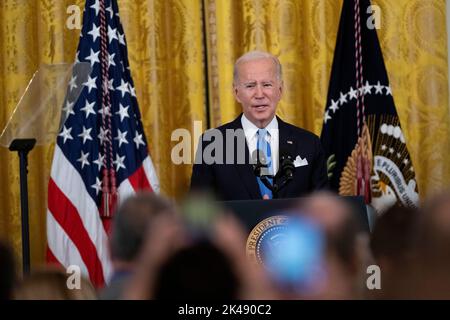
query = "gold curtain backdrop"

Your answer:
(0, 0), (449, 268)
